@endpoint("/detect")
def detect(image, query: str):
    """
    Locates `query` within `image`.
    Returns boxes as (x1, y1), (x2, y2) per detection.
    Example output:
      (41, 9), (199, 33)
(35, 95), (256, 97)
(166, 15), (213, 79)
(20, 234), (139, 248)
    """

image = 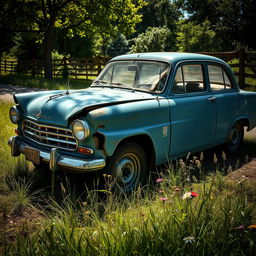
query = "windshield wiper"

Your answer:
(46, 91), (69, 103)
(91, 80), (108, 88)
(110, 82), (135, 92)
